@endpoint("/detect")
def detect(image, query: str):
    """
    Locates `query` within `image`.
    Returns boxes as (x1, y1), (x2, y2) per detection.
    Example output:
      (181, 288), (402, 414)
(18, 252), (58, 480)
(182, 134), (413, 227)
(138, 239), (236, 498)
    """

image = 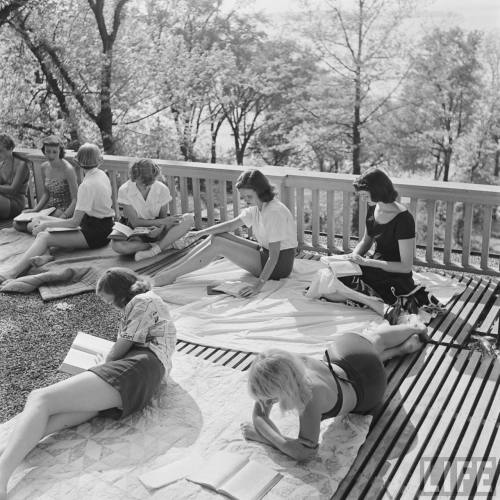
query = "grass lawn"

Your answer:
(0, 291), (121, 423)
